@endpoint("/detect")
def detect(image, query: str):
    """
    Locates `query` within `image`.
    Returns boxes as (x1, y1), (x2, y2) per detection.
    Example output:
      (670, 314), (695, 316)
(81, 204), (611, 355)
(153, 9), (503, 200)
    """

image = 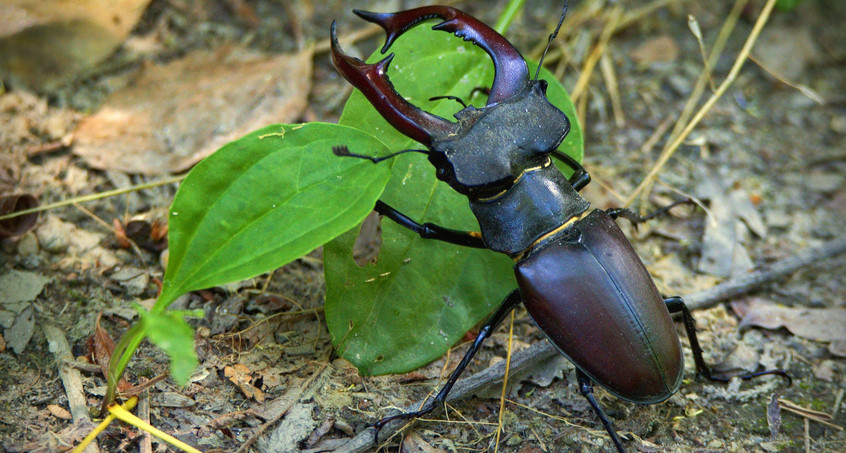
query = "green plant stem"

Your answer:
(102, 322), (145, 414)
(494, 0), (527, 35)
